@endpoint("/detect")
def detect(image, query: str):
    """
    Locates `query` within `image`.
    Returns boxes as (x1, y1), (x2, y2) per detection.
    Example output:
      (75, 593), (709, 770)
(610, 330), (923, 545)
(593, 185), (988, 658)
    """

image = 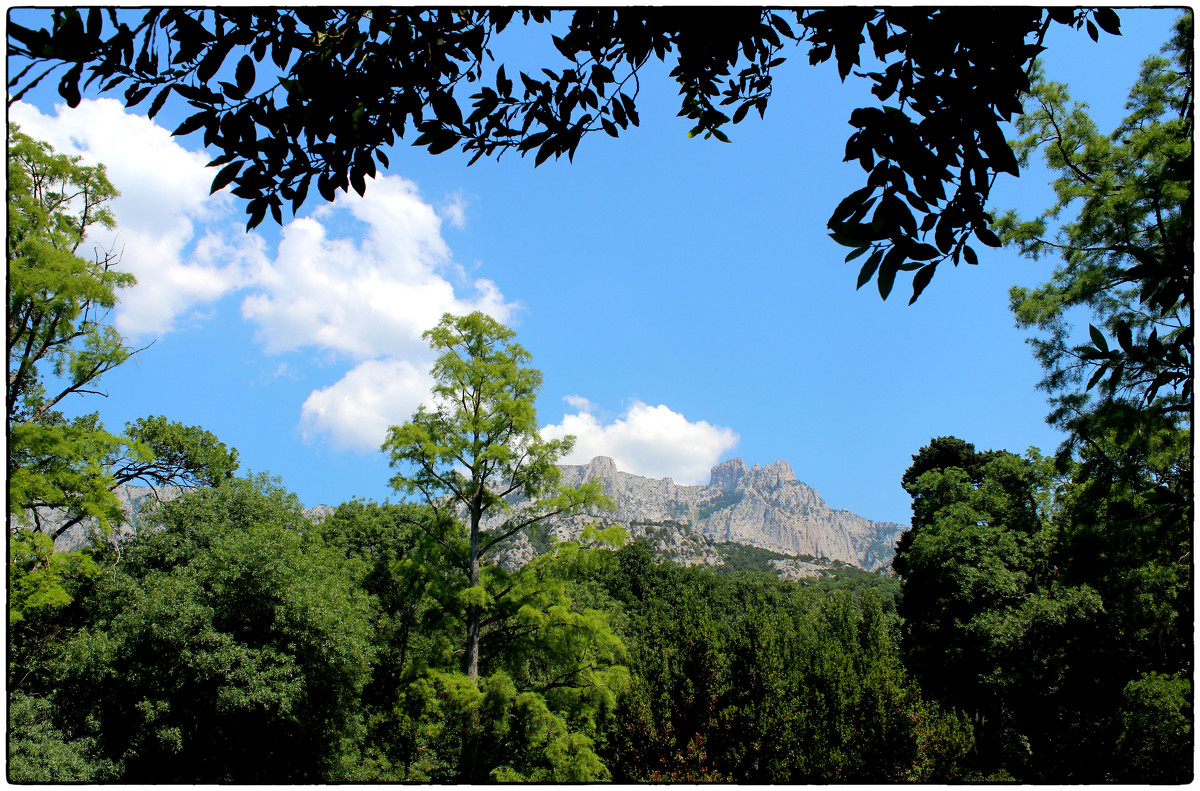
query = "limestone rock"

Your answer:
(505, 456), (904, 571)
